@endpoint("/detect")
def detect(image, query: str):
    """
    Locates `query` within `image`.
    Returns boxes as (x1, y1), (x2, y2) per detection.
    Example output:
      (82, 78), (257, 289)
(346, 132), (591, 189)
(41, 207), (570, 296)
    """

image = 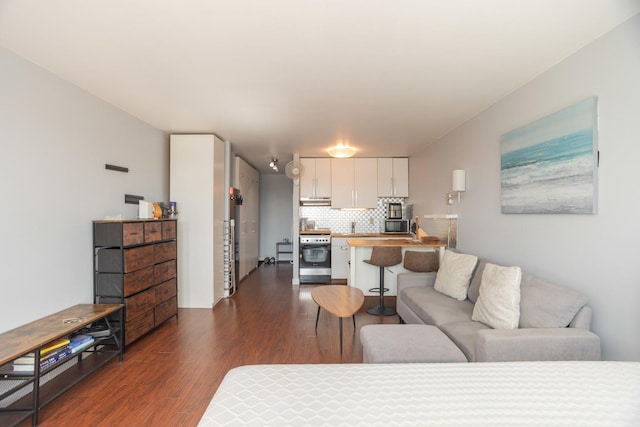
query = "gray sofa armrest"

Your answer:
(475, 328), (601, 362)
(396, 272), (436, 295)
